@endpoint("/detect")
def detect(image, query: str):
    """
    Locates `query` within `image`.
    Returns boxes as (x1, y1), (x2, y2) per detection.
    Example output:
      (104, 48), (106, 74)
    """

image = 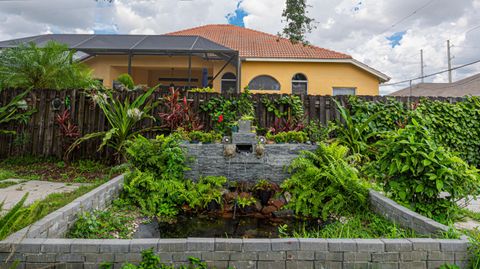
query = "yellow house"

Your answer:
(0, 25), (389, 95)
